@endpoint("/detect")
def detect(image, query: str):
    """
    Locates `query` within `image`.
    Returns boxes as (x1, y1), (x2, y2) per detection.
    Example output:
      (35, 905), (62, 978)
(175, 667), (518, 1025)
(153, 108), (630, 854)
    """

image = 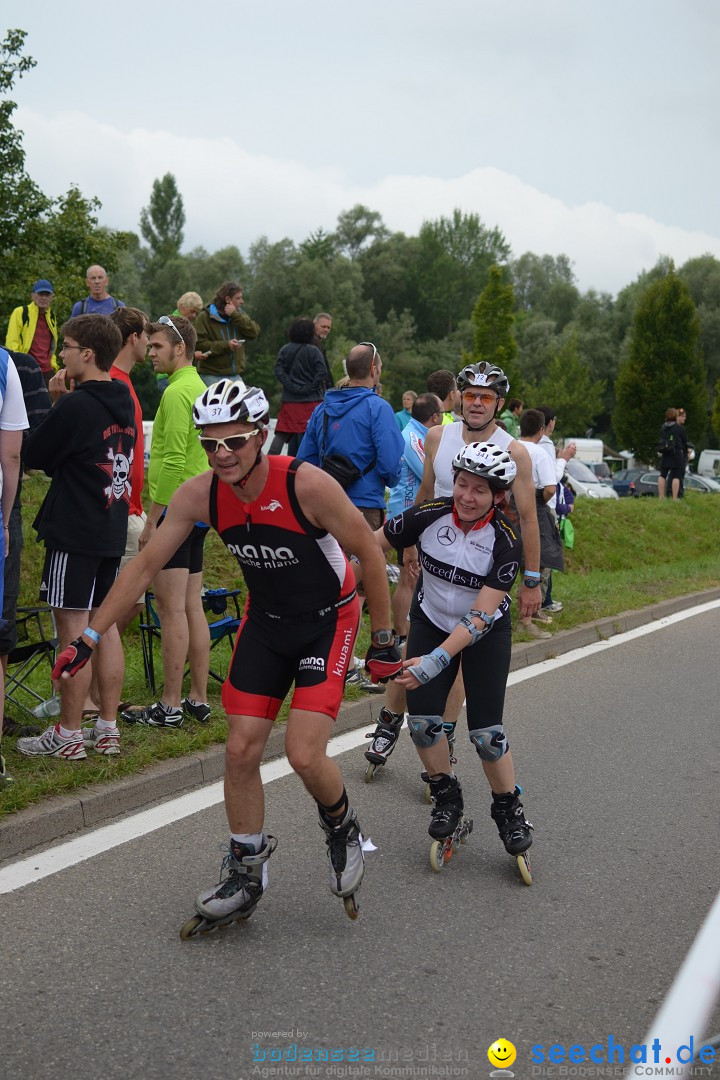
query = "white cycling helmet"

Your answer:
(452, 441), (517, 489)
(193, 379), (269, 428)
(456, 362), (510, 397)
